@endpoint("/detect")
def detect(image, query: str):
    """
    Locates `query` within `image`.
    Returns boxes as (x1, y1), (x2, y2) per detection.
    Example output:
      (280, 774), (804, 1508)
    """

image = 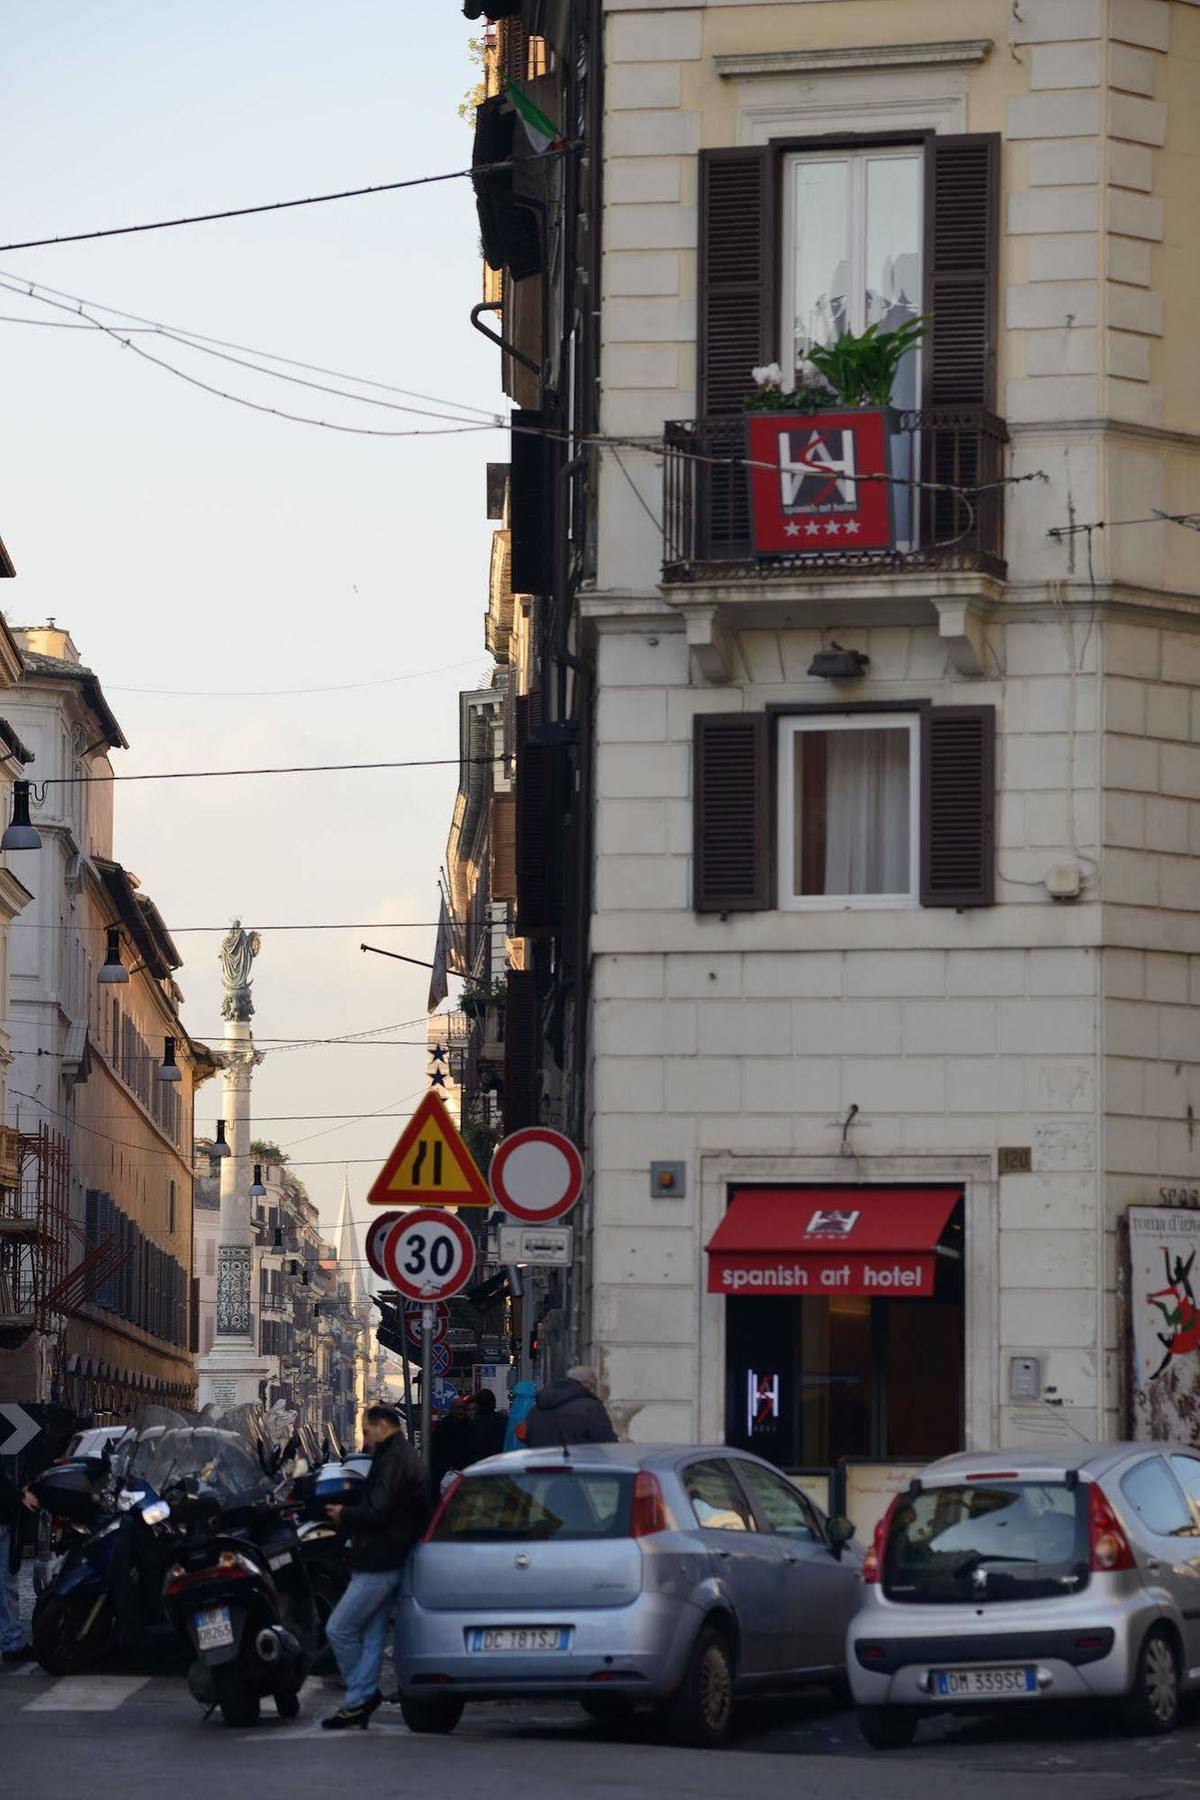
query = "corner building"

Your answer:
(583, 0), (1200, 1502)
